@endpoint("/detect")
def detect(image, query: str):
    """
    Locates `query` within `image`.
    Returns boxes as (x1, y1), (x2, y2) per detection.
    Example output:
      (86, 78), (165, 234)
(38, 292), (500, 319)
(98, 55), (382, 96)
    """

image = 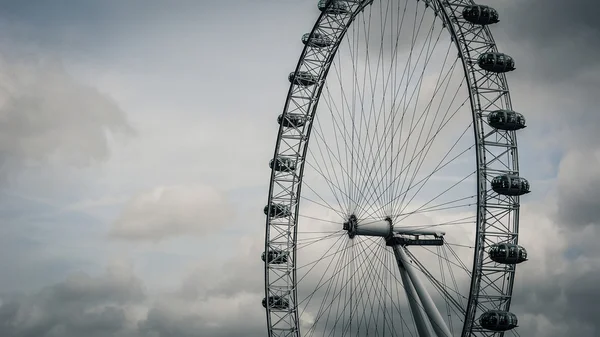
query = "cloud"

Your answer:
(110, 185), (231, 242)
(138, 293), (265, 337)
(0, 52), (134, 177)
(502, 0), (600, 51)
(0, 260), (145, 337)
(505, 153), (600, 337)
(495, 0), (600, 83)
(0, 236), (266, 337)
(133, 234), (266, 337)
(3, 200), (599, 337)
(555, 149), (600, 228)
(0, 241), (268, 337)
